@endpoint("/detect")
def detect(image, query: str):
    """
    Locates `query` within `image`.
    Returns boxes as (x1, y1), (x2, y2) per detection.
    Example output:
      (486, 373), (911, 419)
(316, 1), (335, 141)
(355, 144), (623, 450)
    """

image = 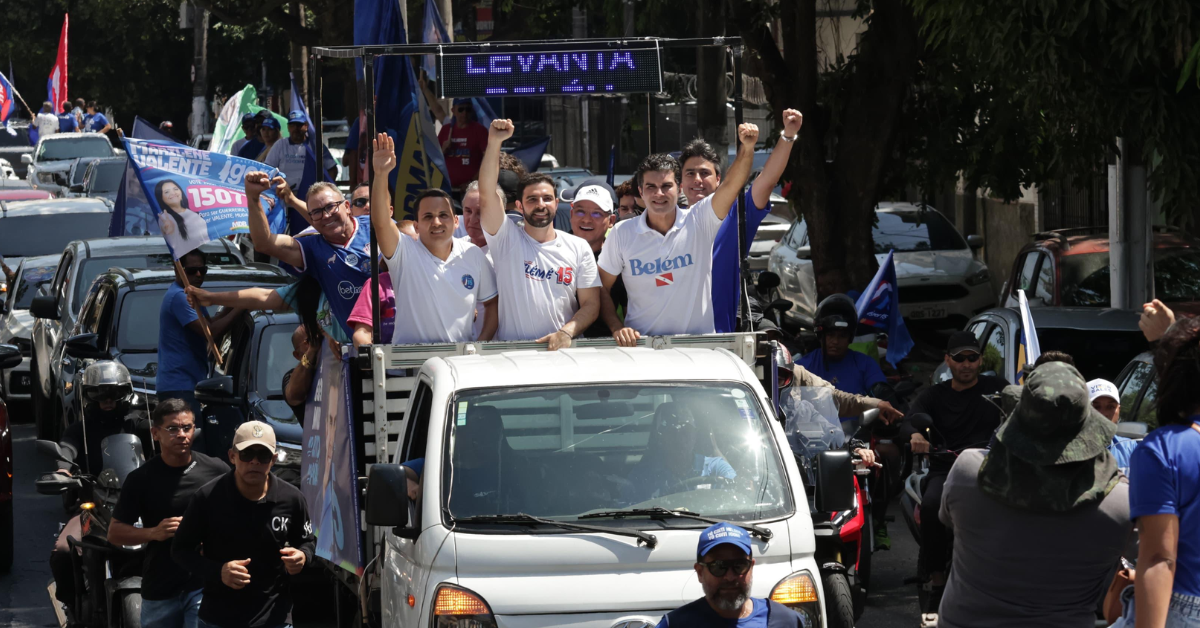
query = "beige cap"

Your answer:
(232, 420), (276, 454)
